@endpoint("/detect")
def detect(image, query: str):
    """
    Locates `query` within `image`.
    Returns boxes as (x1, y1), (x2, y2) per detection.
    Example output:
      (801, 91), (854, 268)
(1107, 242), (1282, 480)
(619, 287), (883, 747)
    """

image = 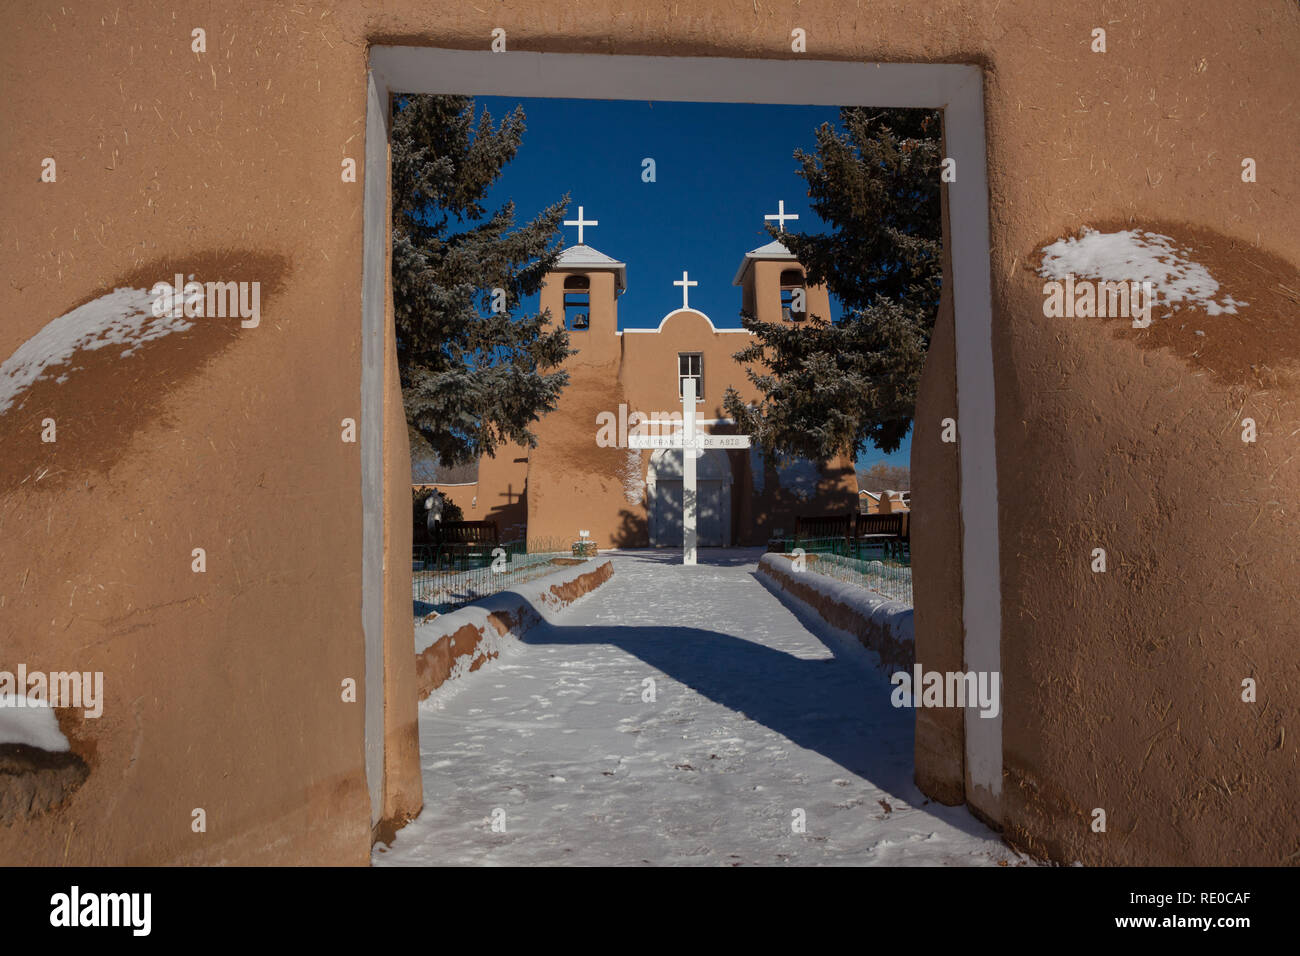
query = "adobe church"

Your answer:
(438, 209), (859, 549)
